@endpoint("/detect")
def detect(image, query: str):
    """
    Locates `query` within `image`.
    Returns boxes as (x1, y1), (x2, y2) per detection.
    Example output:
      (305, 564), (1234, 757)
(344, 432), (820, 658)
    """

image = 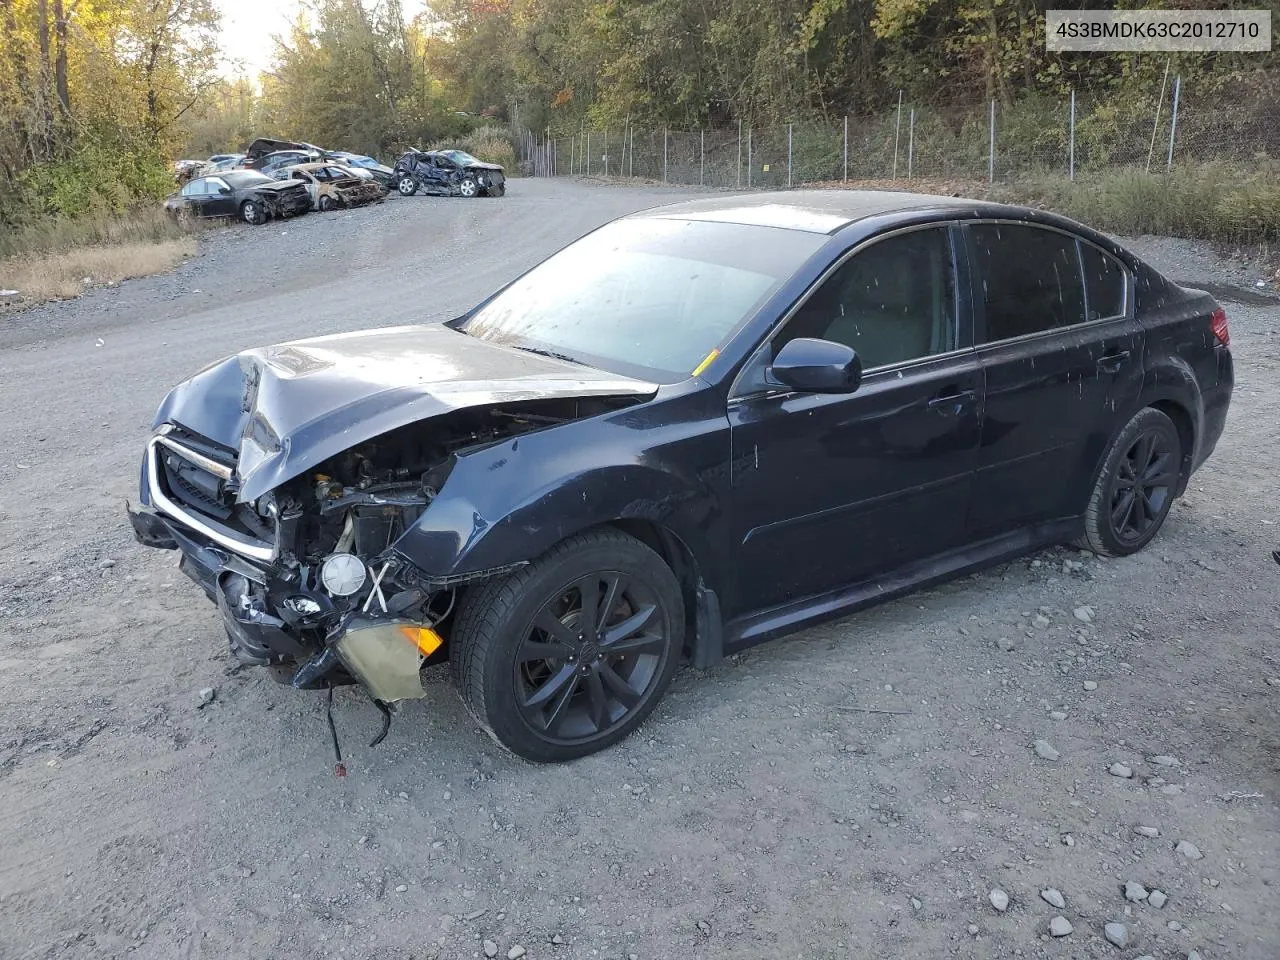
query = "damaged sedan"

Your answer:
(164, 170), (312, 225)
(129, 191), (1231, 763)
(281, 162), (386, 211)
